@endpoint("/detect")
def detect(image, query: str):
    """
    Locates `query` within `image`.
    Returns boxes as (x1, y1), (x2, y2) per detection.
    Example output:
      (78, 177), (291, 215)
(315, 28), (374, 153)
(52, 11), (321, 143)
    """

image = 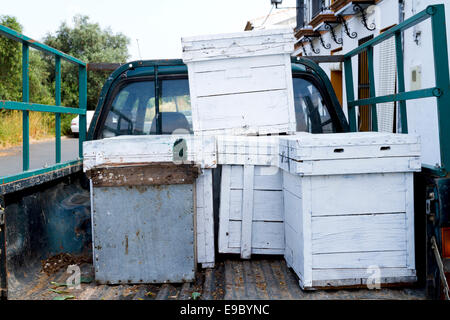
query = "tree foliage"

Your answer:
(0, 16), (23, 102)
(43, 15), (130, 110)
